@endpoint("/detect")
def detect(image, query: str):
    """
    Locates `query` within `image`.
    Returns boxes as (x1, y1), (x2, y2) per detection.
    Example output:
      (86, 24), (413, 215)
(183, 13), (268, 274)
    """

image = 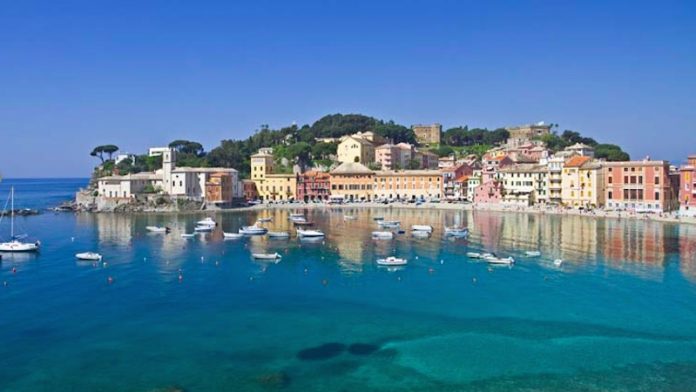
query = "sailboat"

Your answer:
(0, 187), (40, 252)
